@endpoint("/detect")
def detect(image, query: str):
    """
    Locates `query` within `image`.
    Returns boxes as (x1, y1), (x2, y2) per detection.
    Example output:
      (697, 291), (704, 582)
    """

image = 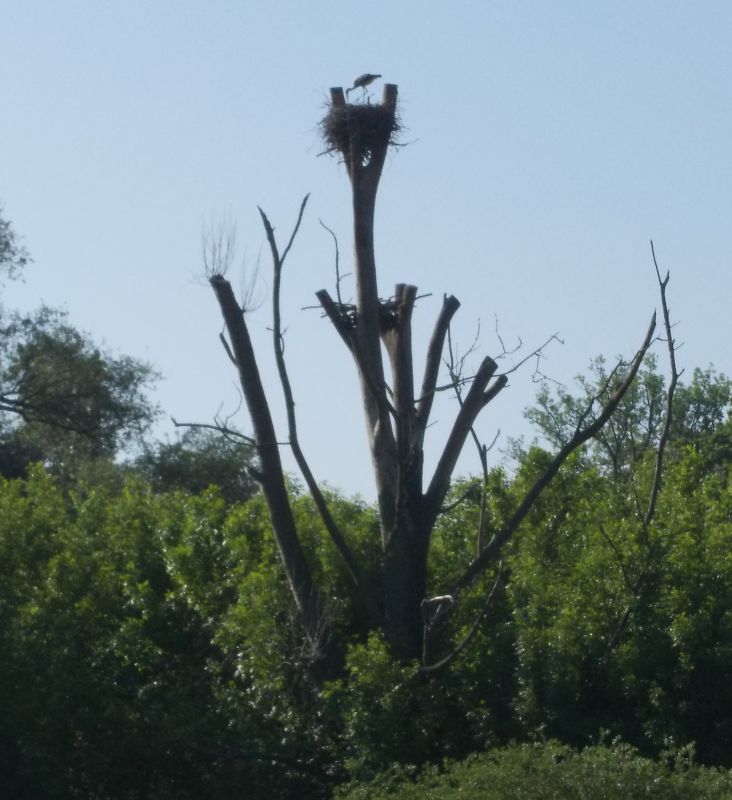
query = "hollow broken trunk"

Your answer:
(207, 82), (656, 673)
